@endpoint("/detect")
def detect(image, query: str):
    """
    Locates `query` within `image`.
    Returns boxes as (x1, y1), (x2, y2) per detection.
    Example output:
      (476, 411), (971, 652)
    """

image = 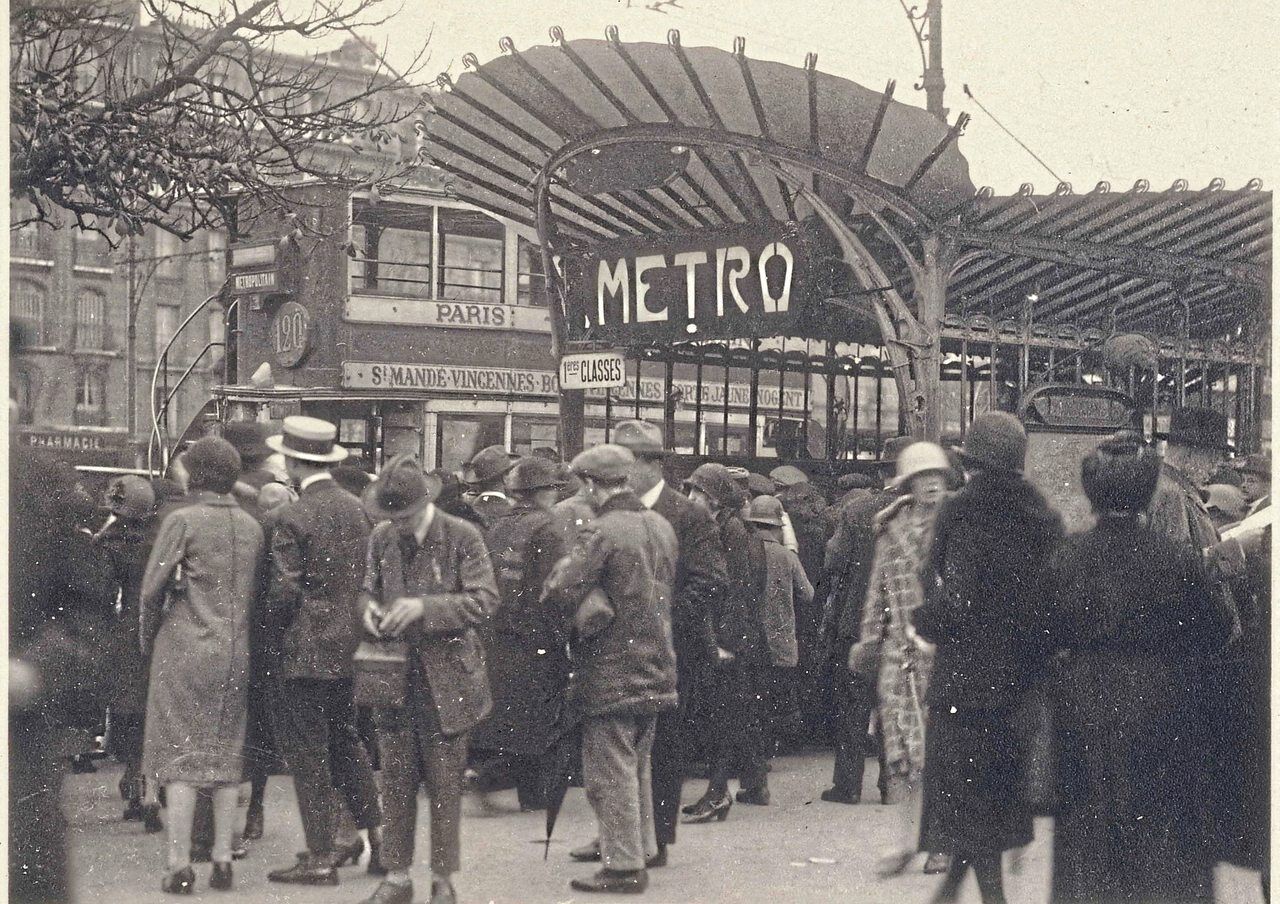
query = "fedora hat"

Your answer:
(266, 415), (349, 464)
(958, 412), (1027, 475)
(362, 453), (441, 521)
(745, 494), (785, 527)
(222, 421), (272, 463)
(462, 445), (517, 485)
(506, 456), (565, 493)
(612, 420), (665, 456)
